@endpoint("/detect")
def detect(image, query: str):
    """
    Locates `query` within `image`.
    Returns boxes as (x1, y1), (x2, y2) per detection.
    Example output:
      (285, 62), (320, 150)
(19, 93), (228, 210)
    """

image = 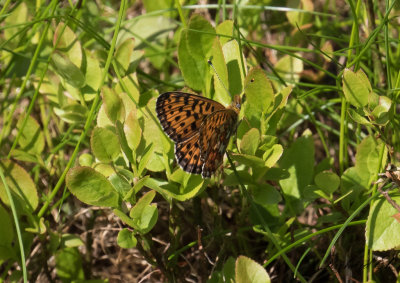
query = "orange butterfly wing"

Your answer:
(174, 133), (203, 174)
(199, 109), (238, 178)
(156, 91), (239, 177)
